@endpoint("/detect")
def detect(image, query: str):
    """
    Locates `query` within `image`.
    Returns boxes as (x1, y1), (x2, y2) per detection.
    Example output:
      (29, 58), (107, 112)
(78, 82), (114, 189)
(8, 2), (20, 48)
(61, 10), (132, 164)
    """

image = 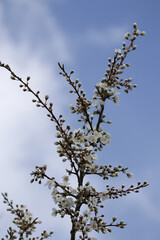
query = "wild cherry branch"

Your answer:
(58, 62), (93, 131)
(0, 23), (148, 240)
(1, 193), (53, 239)
(30, 165), (77, 199)
(103, 181), (149, 199)
(94, 23), (146, 130)
(0, 61), (82, 179)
